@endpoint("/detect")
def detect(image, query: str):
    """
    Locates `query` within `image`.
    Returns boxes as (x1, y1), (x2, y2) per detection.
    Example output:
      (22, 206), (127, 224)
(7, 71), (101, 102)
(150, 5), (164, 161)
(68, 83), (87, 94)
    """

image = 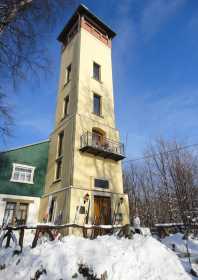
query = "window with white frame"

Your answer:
(11, 163), (35, 184)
